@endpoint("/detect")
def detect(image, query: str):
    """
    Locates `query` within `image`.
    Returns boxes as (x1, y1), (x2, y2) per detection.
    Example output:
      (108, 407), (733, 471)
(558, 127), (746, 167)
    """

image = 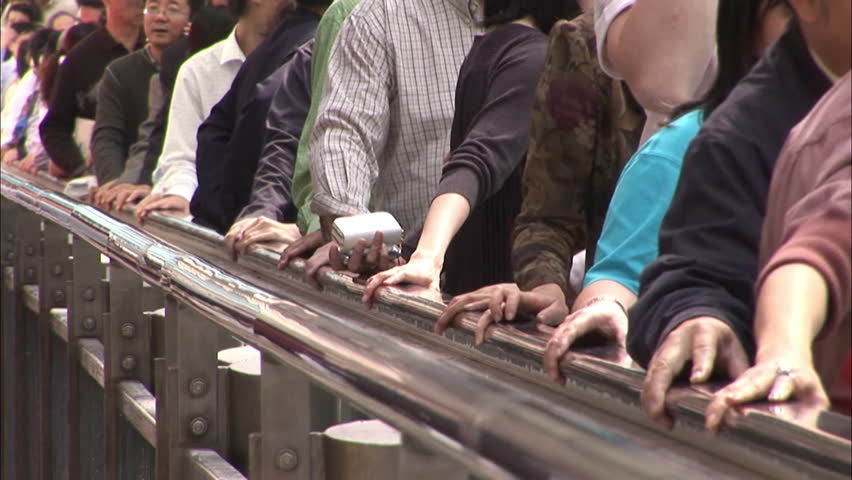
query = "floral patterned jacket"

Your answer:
(511, 14), (645, 302)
